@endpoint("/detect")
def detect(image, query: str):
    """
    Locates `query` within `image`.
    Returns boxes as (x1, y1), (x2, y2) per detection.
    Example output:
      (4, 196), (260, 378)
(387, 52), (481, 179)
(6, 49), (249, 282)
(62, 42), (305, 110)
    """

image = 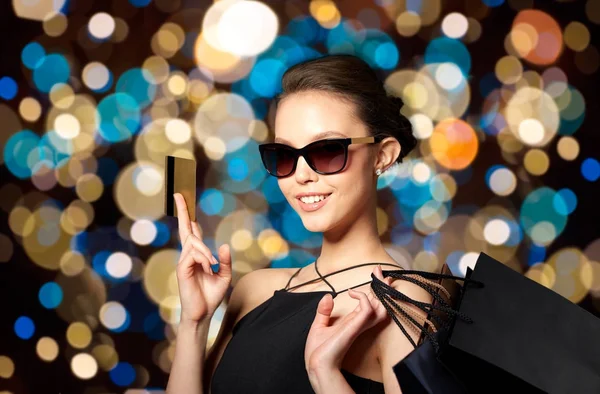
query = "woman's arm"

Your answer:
(166, 318), (211, 394)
